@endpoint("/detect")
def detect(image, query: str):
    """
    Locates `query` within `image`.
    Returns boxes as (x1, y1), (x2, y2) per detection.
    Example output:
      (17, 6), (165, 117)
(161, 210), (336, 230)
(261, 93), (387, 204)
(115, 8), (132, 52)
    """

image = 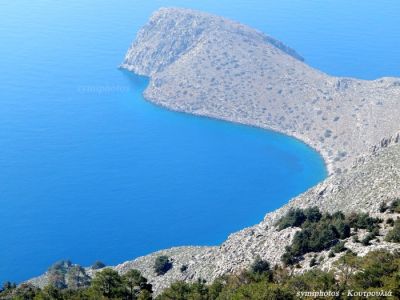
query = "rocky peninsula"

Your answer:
(29, 8), (400, 294)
